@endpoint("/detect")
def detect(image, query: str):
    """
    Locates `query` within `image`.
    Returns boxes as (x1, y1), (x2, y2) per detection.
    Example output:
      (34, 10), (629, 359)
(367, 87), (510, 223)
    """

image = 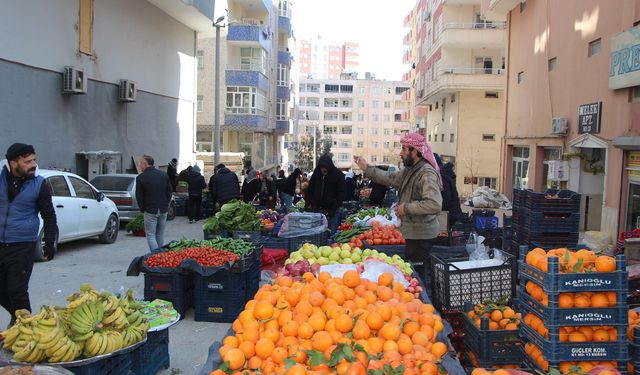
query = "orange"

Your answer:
(559, 293), (574, 308)
(222, 348), (245, 370)
(298, 322), (314, 339)
(377, 286), (393, 301)
(595, 256), (616, 272)
(352, 320), (371, 340)
(223, 335), (239, 348)
(568, 331), (587, 342)
(379, 323), (401, 341)
(253, 300), (274, 320)
(271, 346), (288, 364)
(285, 364), (308, 375)
(574, 294), (590, 308)
(591, 293), (609, 308)
(255, 338), (275, 359)
(335, 314), (354, 333)
(343, 270), (361, 288)
(239, 340), (255, 358)
(308, 313), (327, 332)
(431, 342), (447, 359)
(593, 328), (610, 342)
(366, 311), (384, 330)
(283, 320), (300, 337)
(247, 356), (262, 369)
(311, 331), (333, 352)
(309, 291), (325, 307)
(490, 309), (503, 322)
(378, 272), (394, 287)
